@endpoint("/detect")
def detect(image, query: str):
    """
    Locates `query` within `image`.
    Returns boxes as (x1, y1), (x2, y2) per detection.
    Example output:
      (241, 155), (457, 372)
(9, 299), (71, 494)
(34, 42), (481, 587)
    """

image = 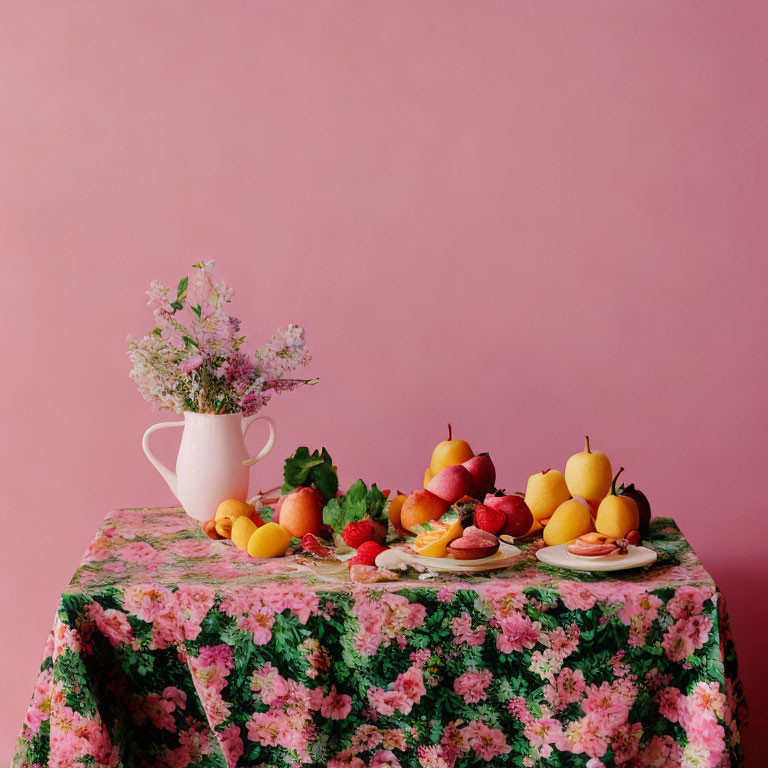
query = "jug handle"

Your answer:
(242, 415), (276, 467)
(142, 420), (184, 494)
